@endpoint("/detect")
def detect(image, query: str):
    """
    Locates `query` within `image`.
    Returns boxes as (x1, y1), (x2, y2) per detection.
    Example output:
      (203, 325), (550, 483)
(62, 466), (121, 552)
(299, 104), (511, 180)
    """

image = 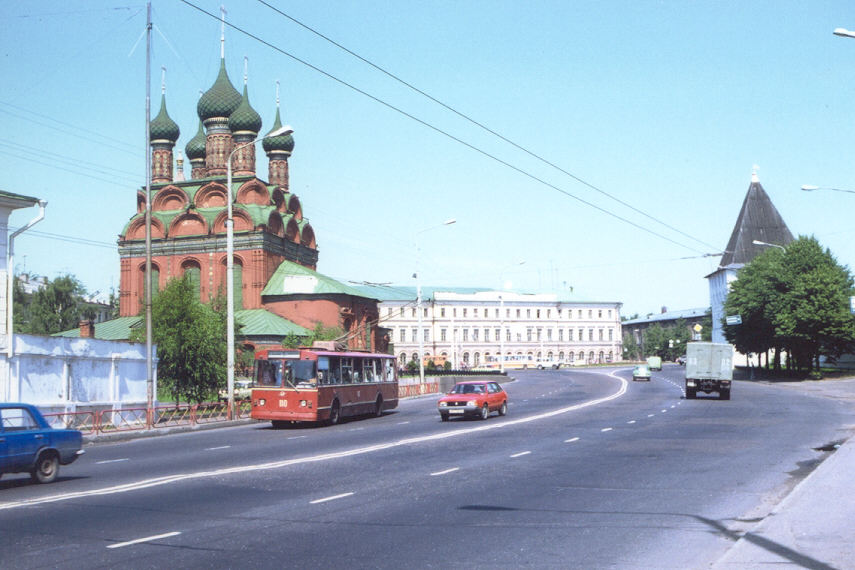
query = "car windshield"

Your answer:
(451, 383), (485, 394)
